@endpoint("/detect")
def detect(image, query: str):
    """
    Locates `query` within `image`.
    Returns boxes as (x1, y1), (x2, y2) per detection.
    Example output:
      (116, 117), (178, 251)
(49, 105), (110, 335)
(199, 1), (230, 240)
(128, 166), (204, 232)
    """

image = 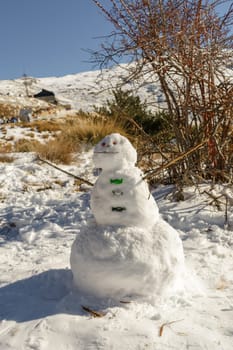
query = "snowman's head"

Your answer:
(93, 133), (137, 170)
